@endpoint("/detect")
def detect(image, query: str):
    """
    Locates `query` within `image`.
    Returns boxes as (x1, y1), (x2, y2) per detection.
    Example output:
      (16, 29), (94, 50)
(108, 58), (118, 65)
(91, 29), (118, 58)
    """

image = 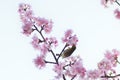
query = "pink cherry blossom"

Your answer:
(18, 3), (33, 18)
(31, 35), (40, 50)
(104, 49), (120, 67)
(33, 17), (49, 27)
(104, 50), (112, 59)
(33, 17), (53, 33)
(22, 22), (33, 36)
(87, 69), (100, 79)
(112, 49), (120, 57)
(67, 35), (78, 46)
(65, 29), (73, 38)
(114, 9), (120, 19)
(19, 3), (34, 36)
(40, 43), (49, 55)
(34, 55), (46, 69)
(43, 20), (53, 33)
(70, 59), (86, 78)
(110, 0), (115, 4)
(101, 0), (115, 7)
(62, 29), (78, 46)
(46, 37), (58, 47)
(53, 63), (64, 79)
(64, 56), (80, 63)
(101, 0), (108, 7)
(98, 59), (112, 73)
(18, 3), (33, 24)
(64, 56), (82, 77)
